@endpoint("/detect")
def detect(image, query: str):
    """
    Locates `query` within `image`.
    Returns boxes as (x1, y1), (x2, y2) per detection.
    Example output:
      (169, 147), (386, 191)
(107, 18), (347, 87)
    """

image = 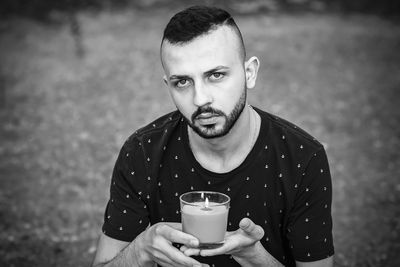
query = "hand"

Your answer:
(180, 218), (264, 260)
(135, 222), (209, 267)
